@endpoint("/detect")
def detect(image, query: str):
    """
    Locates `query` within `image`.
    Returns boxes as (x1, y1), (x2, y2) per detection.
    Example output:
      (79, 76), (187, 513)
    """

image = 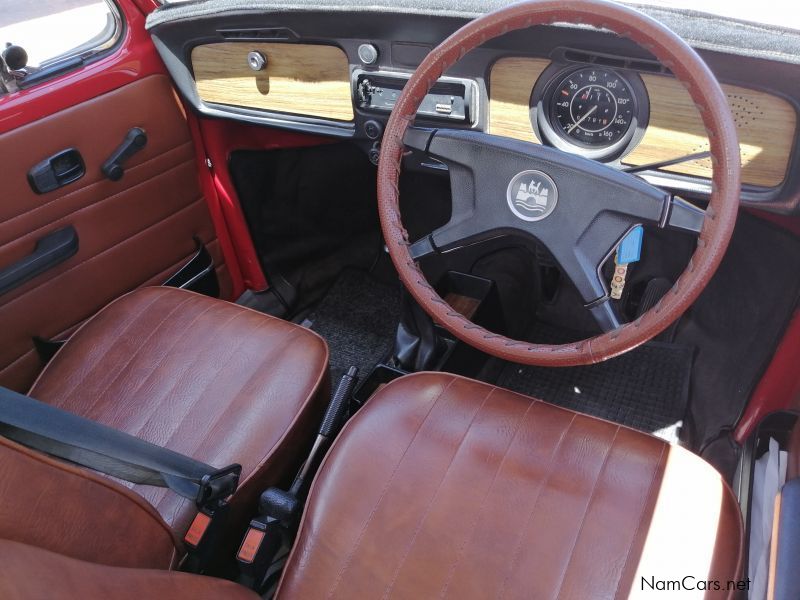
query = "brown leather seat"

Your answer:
(26, 286), (329, 538)
(0, 539), (259, 600)
(277, 372), (744, 600)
